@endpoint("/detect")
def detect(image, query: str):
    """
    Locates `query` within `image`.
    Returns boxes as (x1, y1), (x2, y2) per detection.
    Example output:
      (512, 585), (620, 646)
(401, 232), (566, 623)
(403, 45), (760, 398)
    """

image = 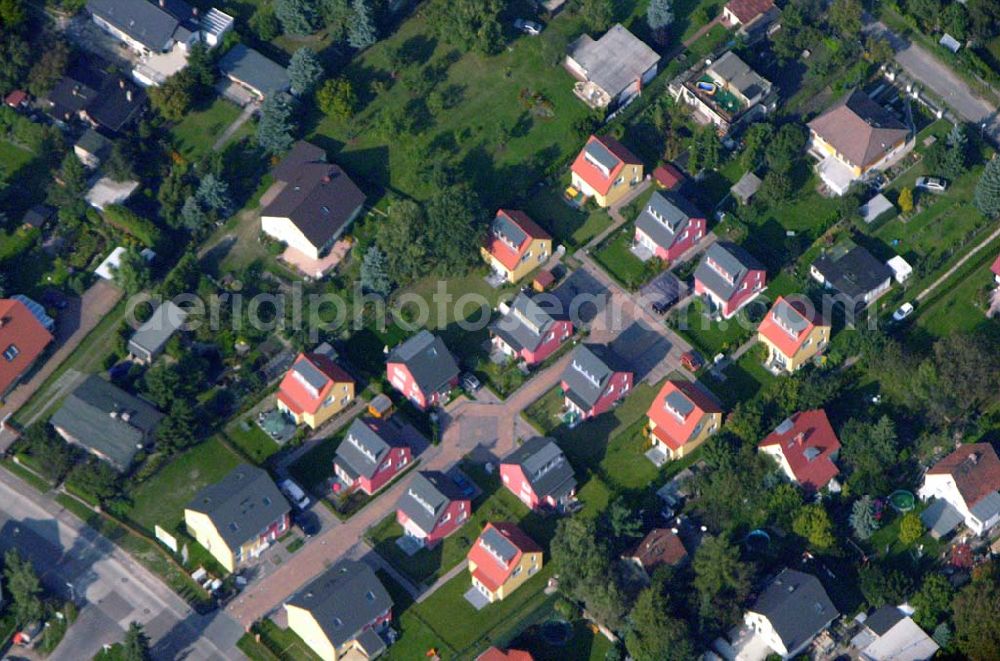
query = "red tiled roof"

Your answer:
(757, 296), (826, 359)
(477, 648), (534, 661)
(646, 380), (721, 451)
(725, 0), (776, 24)
(653, 163), (684, 190)
(759, 409), (840, 490)
(4, 90), (27, 107)
(991, 253), (1000, 277)
(626, 528), (688, 569)
(532, 269), (555, 289)
(0, 299), (53, 395)
(467, 522), (540, 593)
(571, 135), (641, 197)
(276, 352), (353, 416)
(484, 209), (551, 272)
(927, 443), (1000, 509)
